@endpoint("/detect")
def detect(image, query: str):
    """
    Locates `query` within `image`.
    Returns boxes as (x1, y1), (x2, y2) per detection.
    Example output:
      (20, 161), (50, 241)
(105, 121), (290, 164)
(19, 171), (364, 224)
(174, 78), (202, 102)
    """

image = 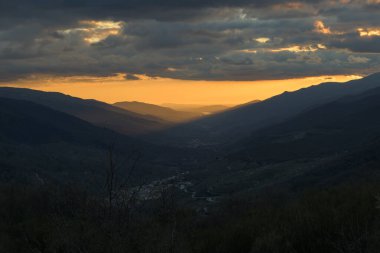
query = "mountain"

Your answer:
(0, 97), (196, 186)
(187, 86), (380, 199)
(0, 97), (138, 184)
(114, 101), (202, 122)
(150, 73), (380, 147)
(0, 87), (168, 135)
(162, 104), (231, 115)
(0, 97), (127, 145)
(233, 86), (380, 161)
